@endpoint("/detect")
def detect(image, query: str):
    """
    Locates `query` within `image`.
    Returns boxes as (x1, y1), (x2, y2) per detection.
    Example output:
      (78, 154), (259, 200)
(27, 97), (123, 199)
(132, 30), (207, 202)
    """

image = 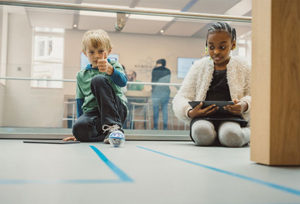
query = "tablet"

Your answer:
(188, 101), (234, 113)
(23, 140), (80, 144)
